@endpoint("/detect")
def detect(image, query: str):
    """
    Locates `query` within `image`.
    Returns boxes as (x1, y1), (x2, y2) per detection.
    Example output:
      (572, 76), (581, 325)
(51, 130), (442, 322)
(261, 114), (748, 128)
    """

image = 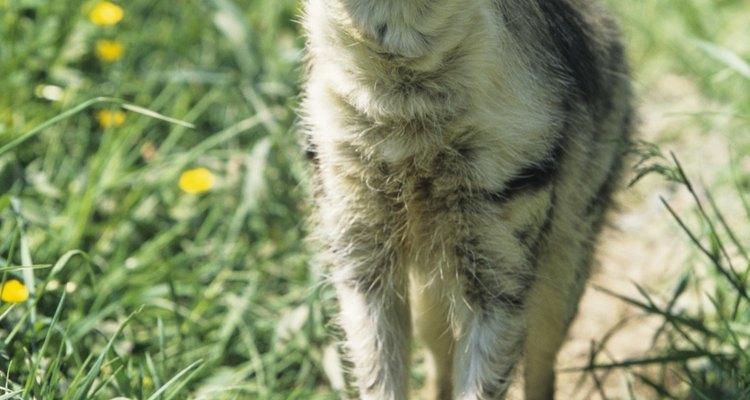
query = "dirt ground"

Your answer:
(552, 74), (737, 399)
